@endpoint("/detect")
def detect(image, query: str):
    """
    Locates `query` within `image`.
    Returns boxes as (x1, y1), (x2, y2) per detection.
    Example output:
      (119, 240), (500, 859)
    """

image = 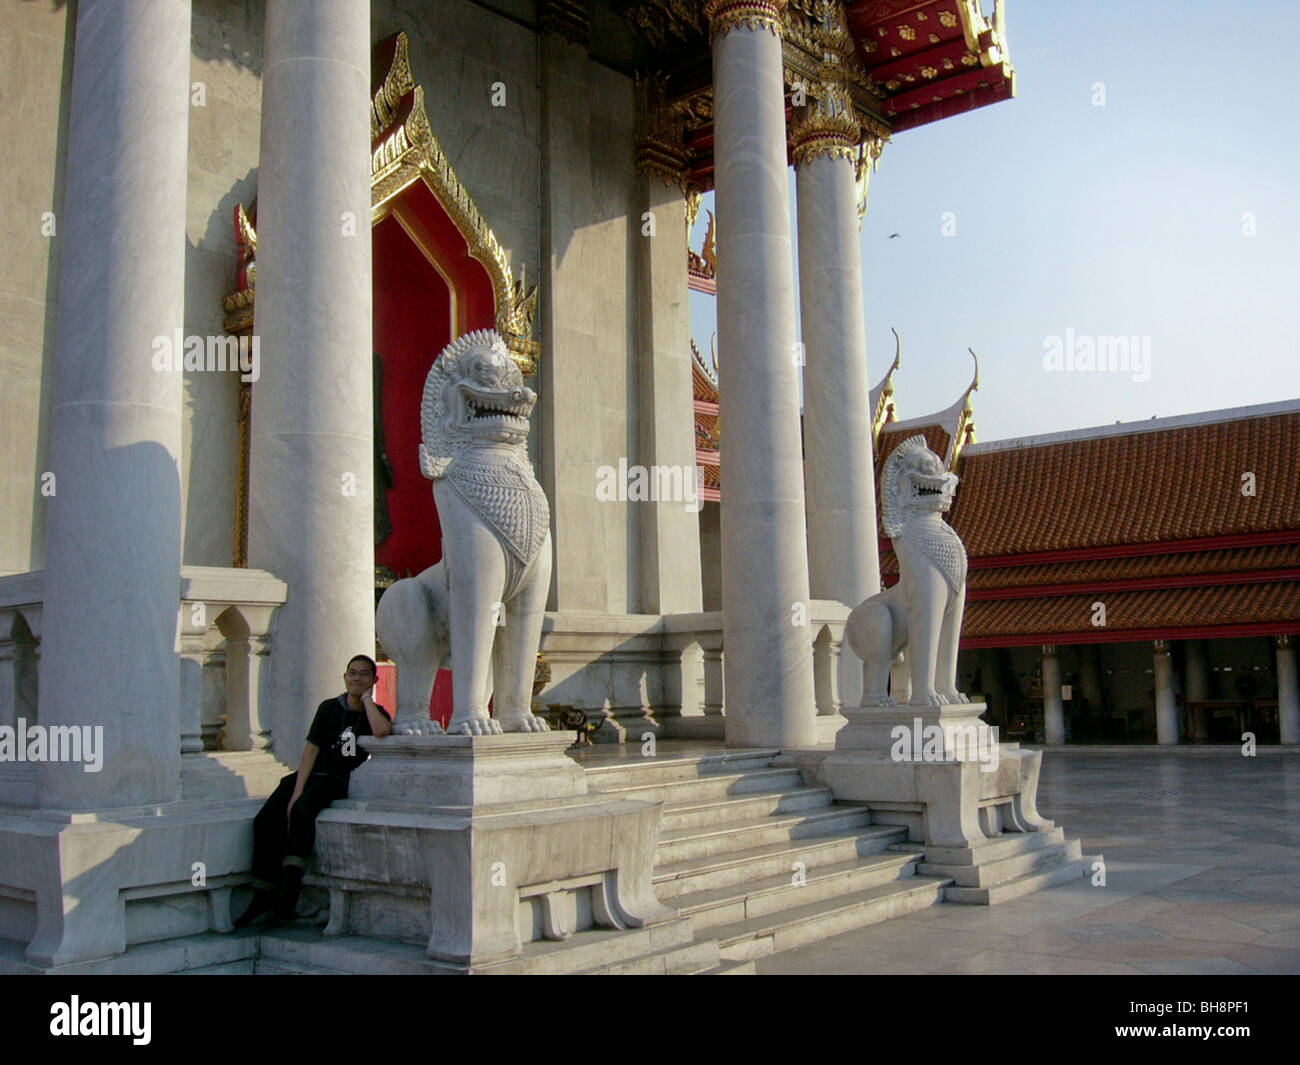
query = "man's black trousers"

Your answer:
(250, 771), (347, 888)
